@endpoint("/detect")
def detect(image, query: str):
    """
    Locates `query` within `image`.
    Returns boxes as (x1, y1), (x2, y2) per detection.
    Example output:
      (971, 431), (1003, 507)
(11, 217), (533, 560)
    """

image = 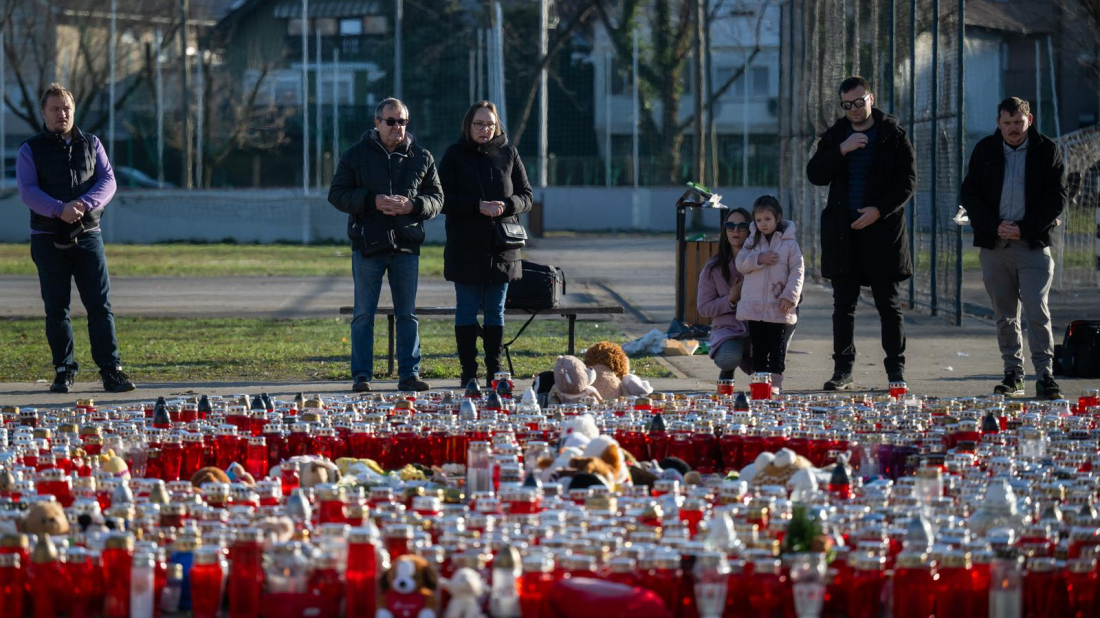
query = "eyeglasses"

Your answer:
(378, 116), (409, 127)
(724, 221), (750, 231)
(840, 94), (871, 110)
(472, 121), (496, 132)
